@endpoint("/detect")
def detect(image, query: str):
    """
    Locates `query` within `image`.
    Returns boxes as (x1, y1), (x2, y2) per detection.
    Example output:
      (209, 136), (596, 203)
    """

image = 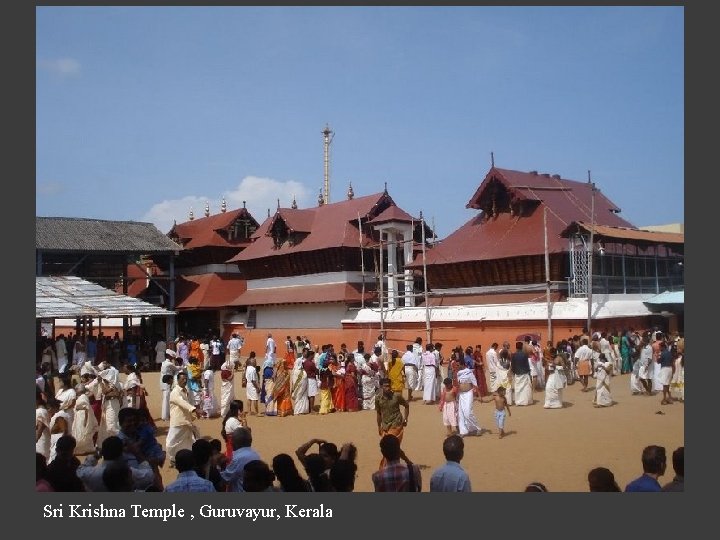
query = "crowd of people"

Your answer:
(35, 327), (684, 492)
